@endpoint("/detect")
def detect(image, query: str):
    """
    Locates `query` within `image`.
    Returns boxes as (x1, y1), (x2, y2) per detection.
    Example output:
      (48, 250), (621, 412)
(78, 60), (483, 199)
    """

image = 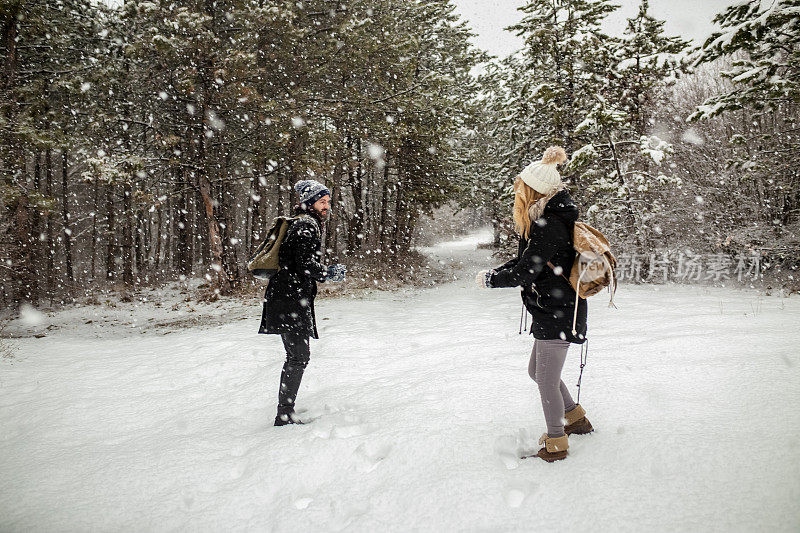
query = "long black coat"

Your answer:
(258, 211), (327, 339)
(489, 189), (588, 343)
